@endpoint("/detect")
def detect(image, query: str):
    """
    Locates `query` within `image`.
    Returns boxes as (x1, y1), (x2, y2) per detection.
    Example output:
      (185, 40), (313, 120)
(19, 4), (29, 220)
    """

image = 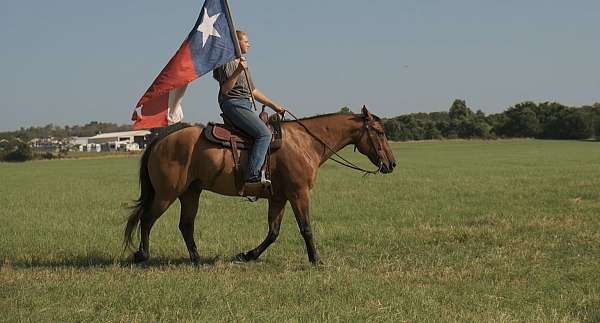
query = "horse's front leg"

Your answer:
(289, 189), (321, 265)
(236, 197), (287, 262)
